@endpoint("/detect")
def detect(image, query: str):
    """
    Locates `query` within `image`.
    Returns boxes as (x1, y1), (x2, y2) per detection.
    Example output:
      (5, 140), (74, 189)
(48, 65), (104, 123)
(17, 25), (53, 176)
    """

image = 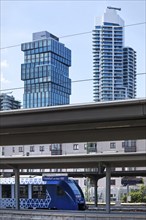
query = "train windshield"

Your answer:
(68, 181), (80, 195)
